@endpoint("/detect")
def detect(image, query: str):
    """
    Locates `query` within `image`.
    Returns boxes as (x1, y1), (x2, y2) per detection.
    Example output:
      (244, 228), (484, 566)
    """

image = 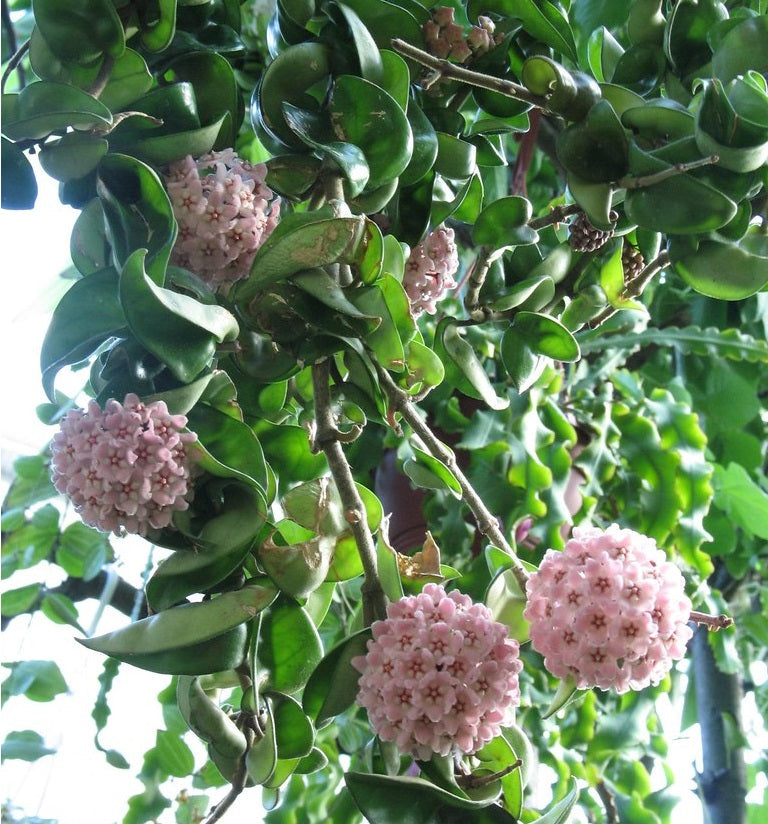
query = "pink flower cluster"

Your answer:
(352, 583), (522, 760)
(403, 225), (459, 316)
(164, 148), (280, 290)
(51, 393), (197, 536)
(524, 525), (693, 693)
(423, 7), (501, 64)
